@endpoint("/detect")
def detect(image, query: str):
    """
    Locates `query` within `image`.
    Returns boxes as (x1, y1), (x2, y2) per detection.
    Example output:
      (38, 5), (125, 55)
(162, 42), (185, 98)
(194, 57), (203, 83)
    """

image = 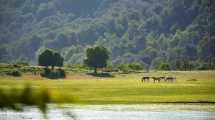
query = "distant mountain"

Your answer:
(0, 0), (215, 69)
